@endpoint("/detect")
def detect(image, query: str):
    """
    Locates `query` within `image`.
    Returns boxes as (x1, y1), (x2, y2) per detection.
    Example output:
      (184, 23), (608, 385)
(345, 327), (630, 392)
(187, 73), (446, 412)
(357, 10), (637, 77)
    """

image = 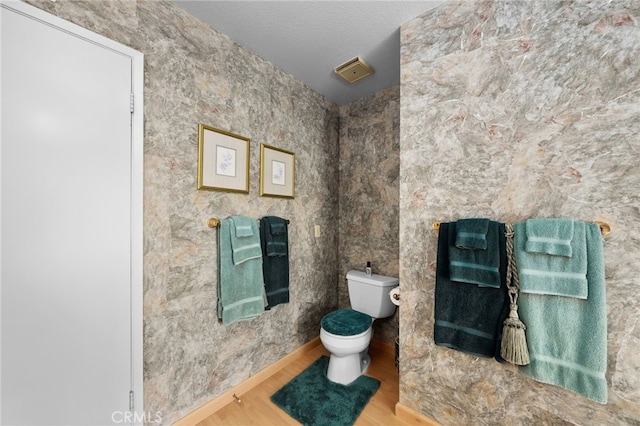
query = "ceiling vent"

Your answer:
(334, 56), (374, 84)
